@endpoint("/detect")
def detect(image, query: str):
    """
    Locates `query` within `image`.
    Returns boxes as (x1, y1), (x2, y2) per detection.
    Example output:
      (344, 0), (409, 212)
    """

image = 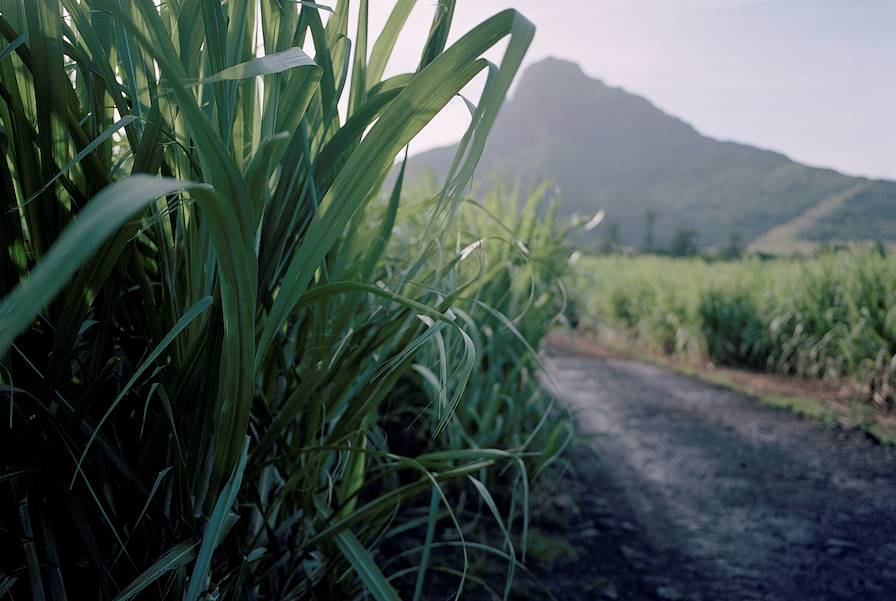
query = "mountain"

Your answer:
(405, 57), (896, 251)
